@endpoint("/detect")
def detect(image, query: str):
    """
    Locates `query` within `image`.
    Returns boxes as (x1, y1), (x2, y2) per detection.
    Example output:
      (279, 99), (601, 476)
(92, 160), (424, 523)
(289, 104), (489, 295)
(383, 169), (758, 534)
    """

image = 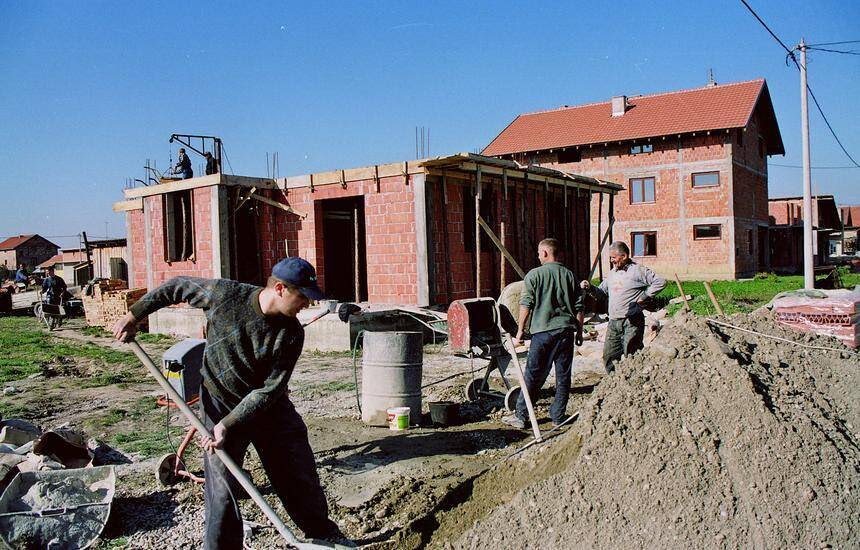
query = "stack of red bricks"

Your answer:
(772, 290), (860, 348)
(83, 280), (148, 330)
